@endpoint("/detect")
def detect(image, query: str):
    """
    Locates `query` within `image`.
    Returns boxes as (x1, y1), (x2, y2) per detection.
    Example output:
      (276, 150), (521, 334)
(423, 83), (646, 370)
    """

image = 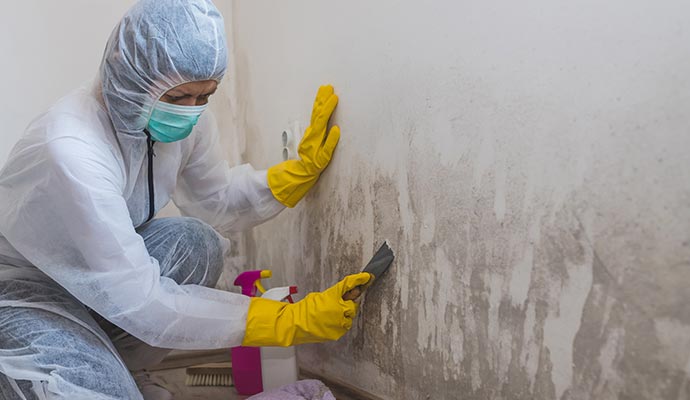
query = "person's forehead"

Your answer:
(167, 80), (218, 95)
